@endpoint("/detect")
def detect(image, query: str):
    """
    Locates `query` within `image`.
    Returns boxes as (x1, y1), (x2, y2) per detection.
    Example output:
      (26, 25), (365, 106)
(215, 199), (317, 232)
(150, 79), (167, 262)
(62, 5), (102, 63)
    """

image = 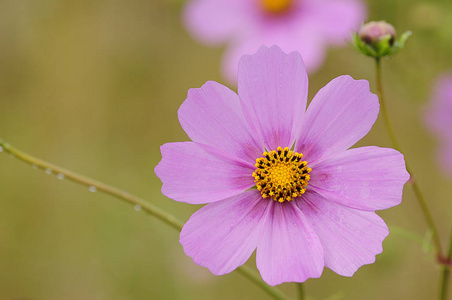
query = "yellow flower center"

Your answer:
(252, 147), (311, 203)
(260, 0), (294, 14)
